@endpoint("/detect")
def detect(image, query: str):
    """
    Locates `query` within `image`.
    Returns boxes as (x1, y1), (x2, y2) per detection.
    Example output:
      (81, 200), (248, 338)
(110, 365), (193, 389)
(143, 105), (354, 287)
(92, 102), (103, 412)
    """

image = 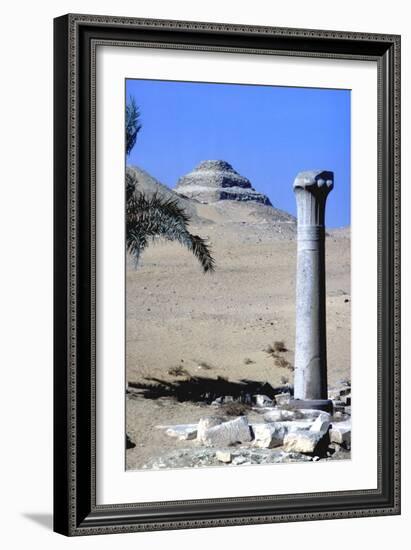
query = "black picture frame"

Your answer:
(53, 13), (401, 536)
